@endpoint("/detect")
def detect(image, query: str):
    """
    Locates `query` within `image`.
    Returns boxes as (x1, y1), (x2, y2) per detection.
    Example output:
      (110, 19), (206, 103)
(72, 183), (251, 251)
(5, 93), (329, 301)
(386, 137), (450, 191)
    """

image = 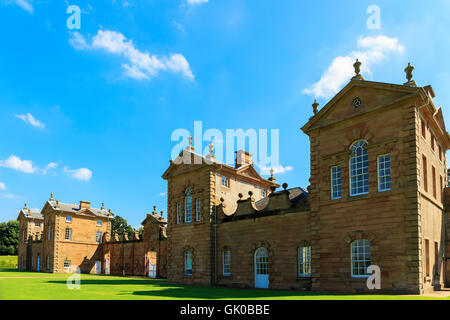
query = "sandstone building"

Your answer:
(17, 62), (450, 295)
(17, 196), (167, 277)
(164, 63), (450, 294)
